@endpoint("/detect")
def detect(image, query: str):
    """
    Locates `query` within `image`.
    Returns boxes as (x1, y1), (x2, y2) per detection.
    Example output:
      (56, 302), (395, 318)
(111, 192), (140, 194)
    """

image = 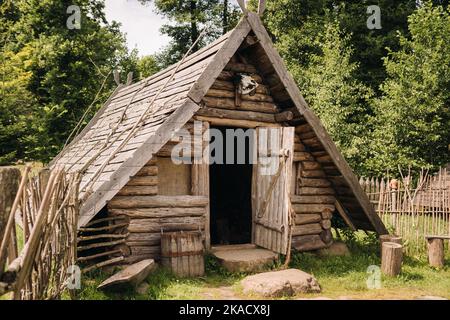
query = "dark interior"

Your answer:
(209, 126), (253, 245)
